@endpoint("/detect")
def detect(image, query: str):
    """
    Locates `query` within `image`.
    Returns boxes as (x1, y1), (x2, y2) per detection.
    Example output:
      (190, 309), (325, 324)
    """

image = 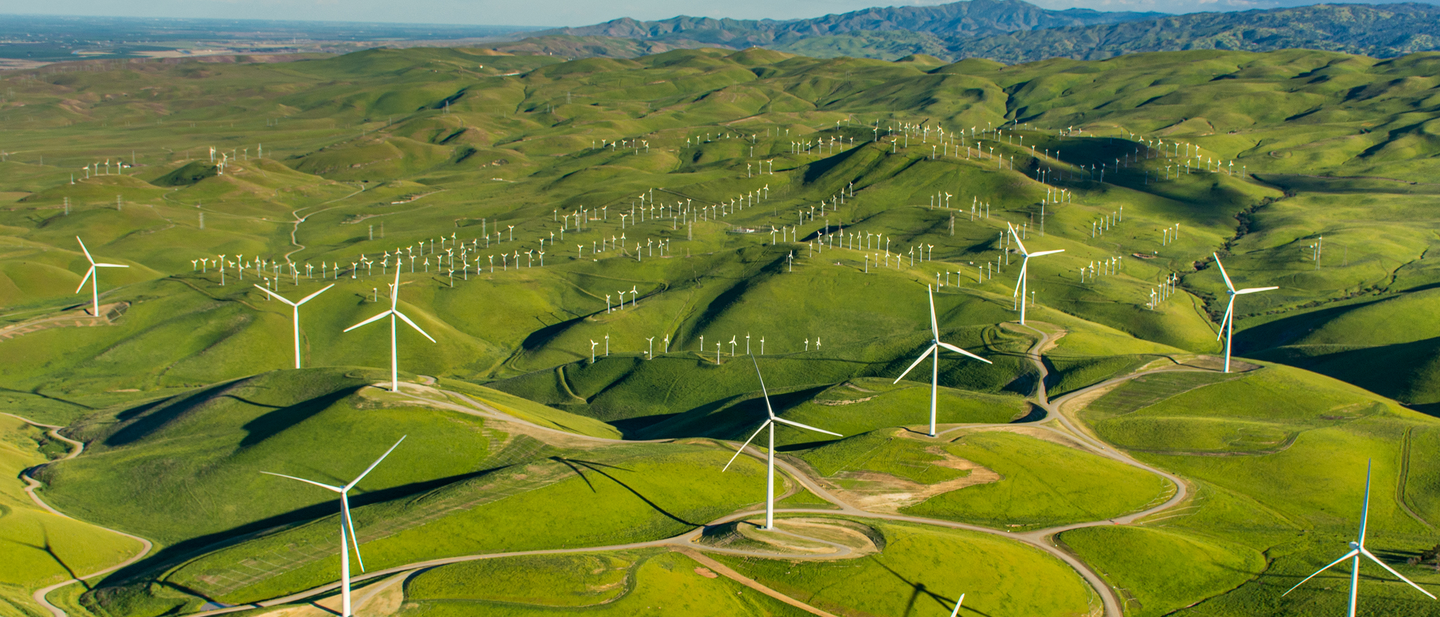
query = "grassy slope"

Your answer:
(903, 430), (1171, 529)
(0, 416), (143, 617)
(0, 45), (1438, 617)
(716, 519), (1095, 617)
(1068, 364), (1440, 616)
(402, 549), (812, 616)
